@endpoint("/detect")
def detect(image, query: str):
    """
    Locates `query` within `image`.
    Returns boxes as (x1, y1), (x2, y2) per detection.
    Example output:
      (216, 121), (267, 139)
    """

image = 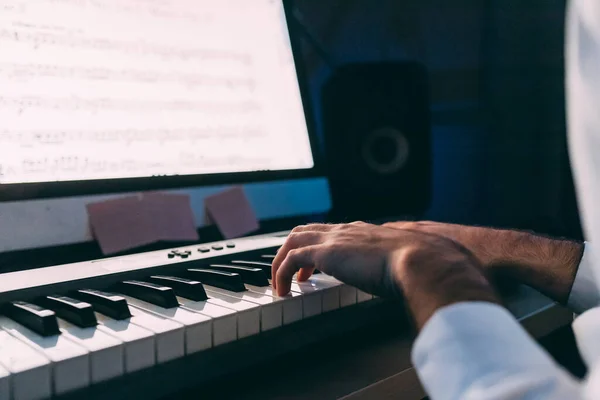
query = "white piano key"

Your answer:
(303, 277), (341, 312)
(203, 292), (260, 338)
(57, 319), (124, 384)
(357, 290), (374, 302)
(0, 363), (9, 400)
(204, 286), (282, 331)
(124, 296), (212, 355)
(0, 316), (90, 396)
(0, 330), (51, 400)
(339, 285), (358, 307)
(288, 281), (323, 318)
(177, 298), (237, 346)
(95, 313), (155, 373)
(126, 306), (185, 363)
(312, 274), (358, 307)
(246, 284), (304, 325)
